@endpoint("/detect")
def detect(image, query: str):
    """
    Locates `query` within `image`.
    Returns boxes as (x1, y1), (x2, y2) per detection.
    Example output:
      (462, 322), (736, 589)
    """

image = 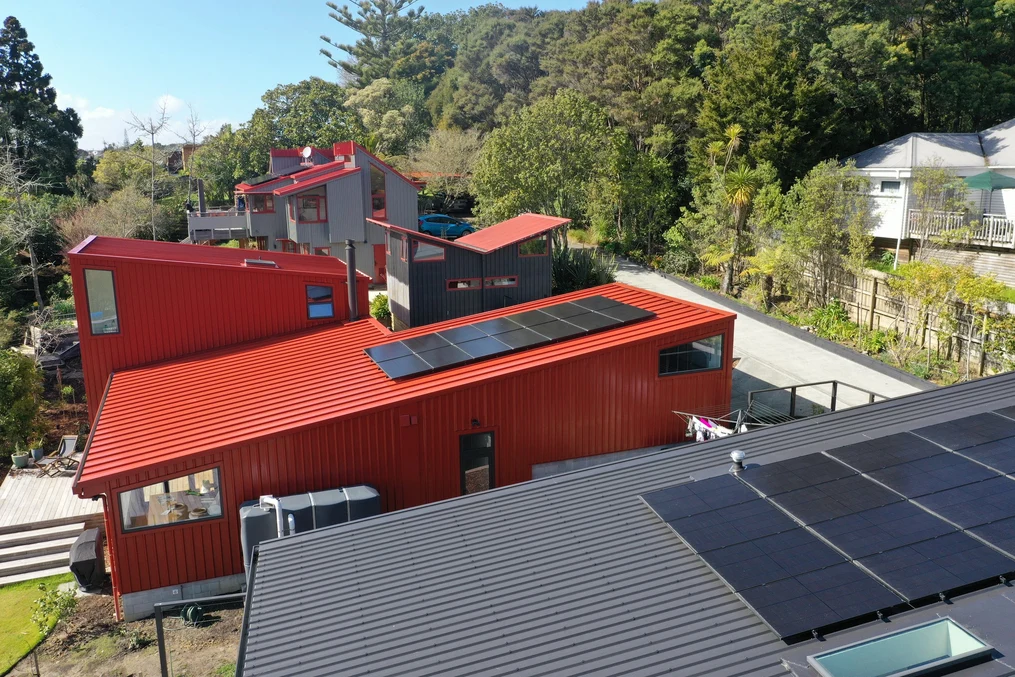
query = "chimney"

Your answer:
(345, 239), (359, 321)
